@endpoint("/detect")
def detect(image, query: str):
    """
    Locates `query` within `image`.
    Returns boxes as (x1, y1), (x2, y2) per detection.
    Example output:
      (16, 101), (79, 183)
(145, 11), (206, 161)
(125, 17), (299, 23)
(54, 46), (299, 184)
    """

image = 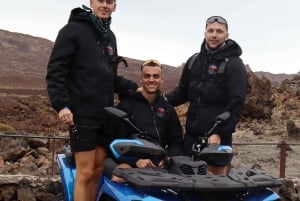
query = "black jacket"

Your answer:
(166, 39), (248, 142)
(46, 7), (137, 119)
(116, 92), (184, 156)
